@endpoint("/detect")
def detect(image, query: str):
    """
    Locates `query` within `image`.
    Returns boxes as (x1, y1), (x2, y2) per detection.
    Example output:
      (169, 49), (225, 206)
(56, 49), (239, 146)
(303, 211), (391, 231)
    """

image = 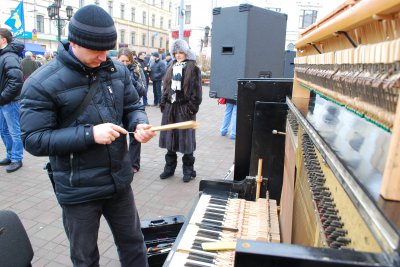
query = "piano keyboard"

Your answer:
(168, 193), (280, 266)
